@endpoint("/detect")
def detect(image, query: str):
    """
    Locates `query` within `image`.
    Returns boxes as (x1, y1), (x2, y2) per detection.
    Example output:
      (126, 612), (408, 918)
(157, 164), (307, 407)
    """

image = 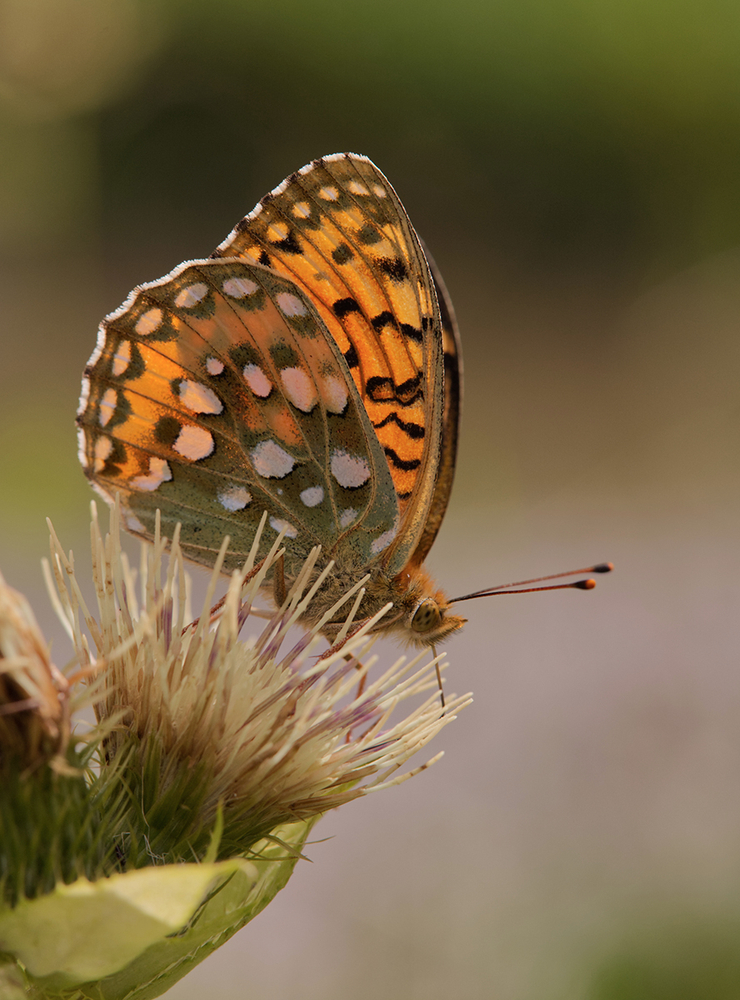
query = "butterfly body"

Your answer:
(78, 154), (464, 647)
